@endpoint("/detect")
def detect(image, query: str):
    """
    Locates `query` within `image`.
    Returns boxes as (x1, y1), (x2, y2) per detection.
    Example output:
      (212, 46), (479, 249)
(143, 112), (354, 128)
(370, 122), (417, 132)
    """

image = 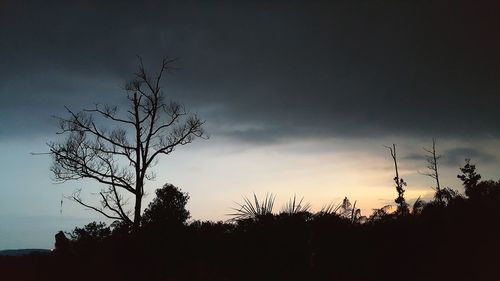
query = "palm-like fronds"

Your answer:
(280, 195), (311, 215)
(315, 197), (362, 223)
(228, 193), (276, 222)
(318, 201), (343, 215)
(317, 197), (352, 217)
(412, 196), (426, 215)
